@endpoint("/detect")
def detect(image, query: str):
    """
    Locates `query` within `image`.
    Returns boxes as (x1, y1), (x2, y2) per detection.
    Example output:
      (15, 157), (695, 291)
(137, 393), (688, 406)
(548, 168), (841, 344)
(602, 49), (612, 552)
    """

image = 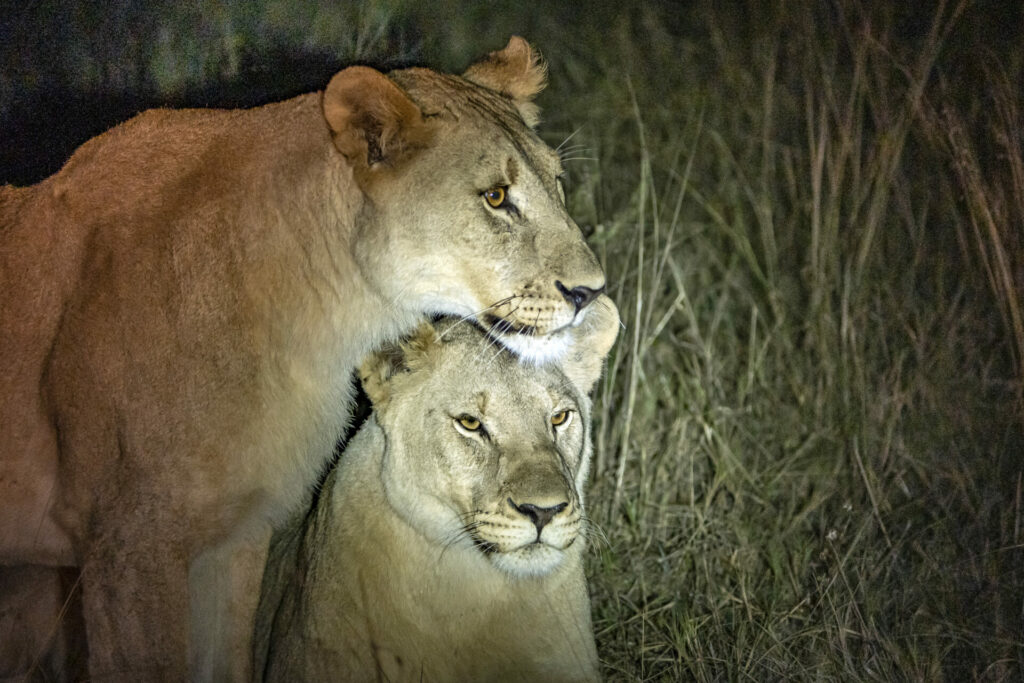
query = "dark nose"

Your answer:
(554, 281), (602, 312)
(509, 498), (568, 534)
